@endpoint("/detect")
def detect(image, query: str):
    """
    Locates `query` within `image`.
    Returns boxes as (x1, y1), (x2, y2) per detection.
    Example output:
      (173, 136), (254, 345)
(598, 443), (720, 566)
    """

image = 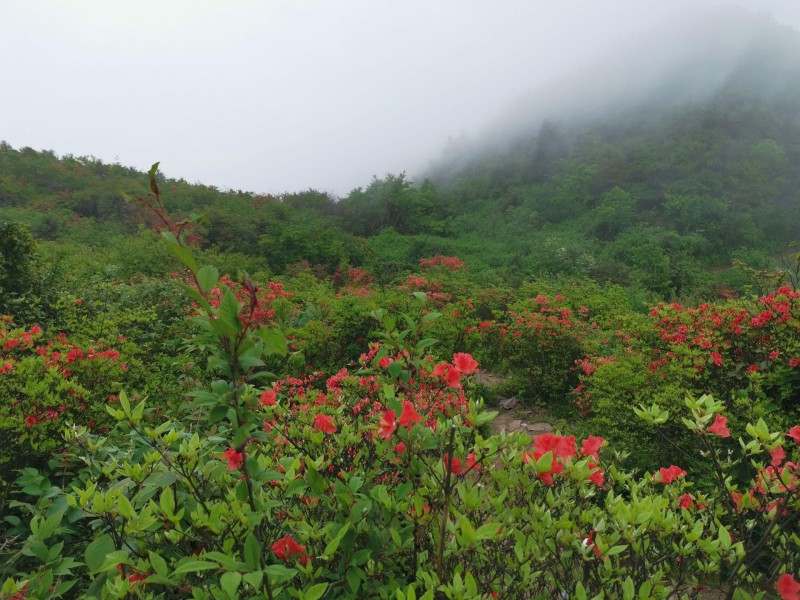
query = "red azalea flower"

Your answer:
(377, 356), (391, 368)
(377, 410), (396, 440)
(222, 448), (243, 470)
(587, 462), (604, 487)
(528, 433), (577, 486)
(581, 436), (605, 460)
(395, 442), (406, 454)
(677, 493), (694, 509)
(770, 446), (786, 467)
(259, 389), (277, 406)
(398, 400), (422, 428)
(777, 573), (800, 600)
(657, 465), (687, 484)
(465, 451), (480, 472)
(788, 425), (800, 444)
(708, 414), (731, 438)
(452, 352), (478, 374)
(271, 534), (309, 565)
(314, 414), (337, 434)
(444, 455), (462, 474)
(433, 362), (462, 388)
